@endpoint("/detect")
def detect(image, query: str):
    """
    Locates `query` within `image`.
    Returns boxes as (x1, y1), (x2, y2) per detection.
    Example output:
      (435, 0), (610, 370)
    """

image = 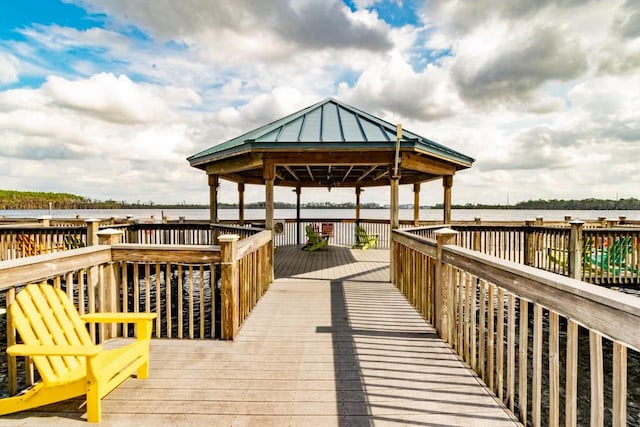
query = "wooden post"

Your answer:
(97, 229), (124, 245)
(96, 229), (124, 338)
(413, 183), (420, 226)
(220, 234), (239, 340)
(37, 216), (51, 227)
(85, 219), (101, 246)
(209, 174), (219, 224)
(355, 187), (362, 223)
(390, 176), (399, 230)
(295, 186), (301, 245)
(568, 220), (584, 280)
(264, 163), (275, 231)
(524, 220), (535, 266)
(434, 228), (458, 341)
(443, 175), (453, 224)
(238, 182), (245, 226)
